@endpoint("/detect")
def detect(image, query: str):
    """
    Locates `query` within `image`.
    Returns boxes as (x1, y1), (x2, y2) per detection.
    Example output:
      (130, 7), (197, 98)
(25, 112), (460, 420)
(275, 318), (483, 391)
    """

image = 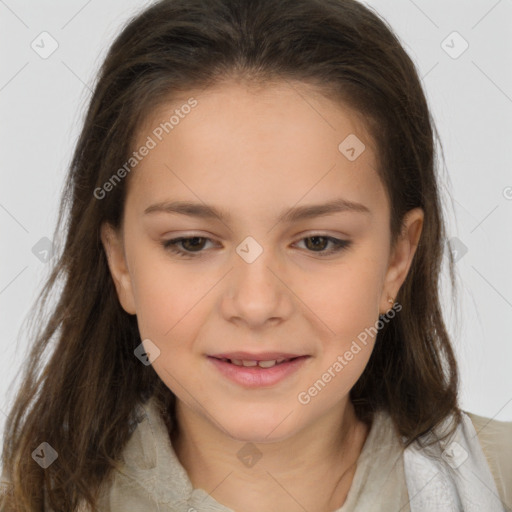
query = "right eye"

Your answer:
(162, 236), (215, 257)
